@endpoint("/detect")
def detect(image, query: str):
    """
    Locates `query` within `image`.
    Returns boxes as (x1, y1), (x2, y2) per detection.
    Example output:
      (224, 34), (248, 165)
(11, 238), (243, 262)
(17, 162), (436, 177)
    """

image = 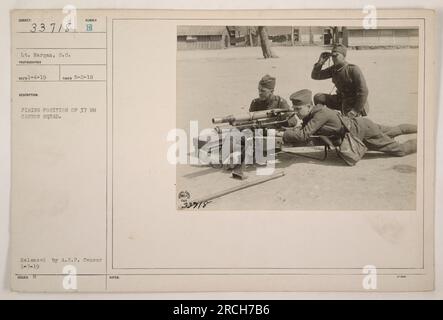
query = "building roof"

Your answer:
(177, 26), (228, 36)
(177, 25), (417, 37)
(226, 26), (293, 36)
(346, 26), (418, 30)
(231, 26), (293, 36)
(267, 26), (293, 36)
